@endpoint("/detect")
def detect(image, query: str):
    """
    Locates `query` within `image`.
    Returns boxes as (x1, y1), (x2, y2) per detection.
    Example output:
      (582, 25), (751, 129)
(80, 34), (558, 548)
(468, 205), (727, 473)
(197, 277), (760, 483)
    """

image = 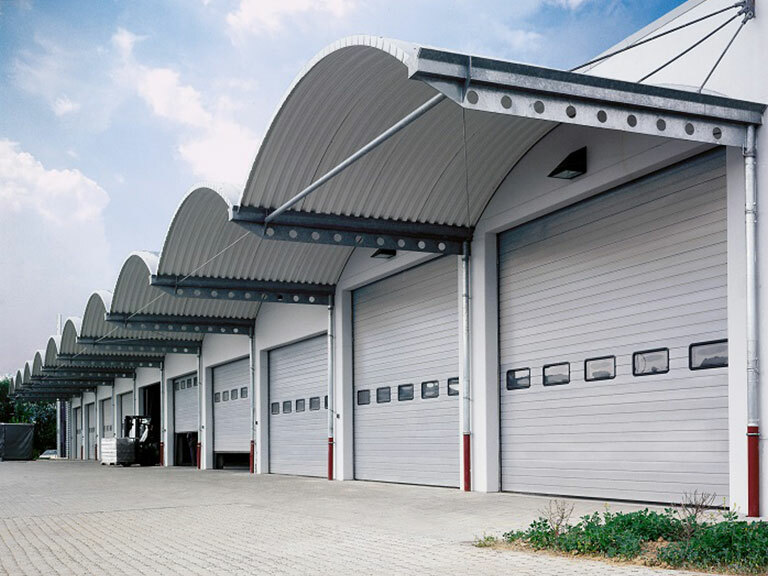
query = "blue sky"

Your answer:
(0, 0), (685, 374)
